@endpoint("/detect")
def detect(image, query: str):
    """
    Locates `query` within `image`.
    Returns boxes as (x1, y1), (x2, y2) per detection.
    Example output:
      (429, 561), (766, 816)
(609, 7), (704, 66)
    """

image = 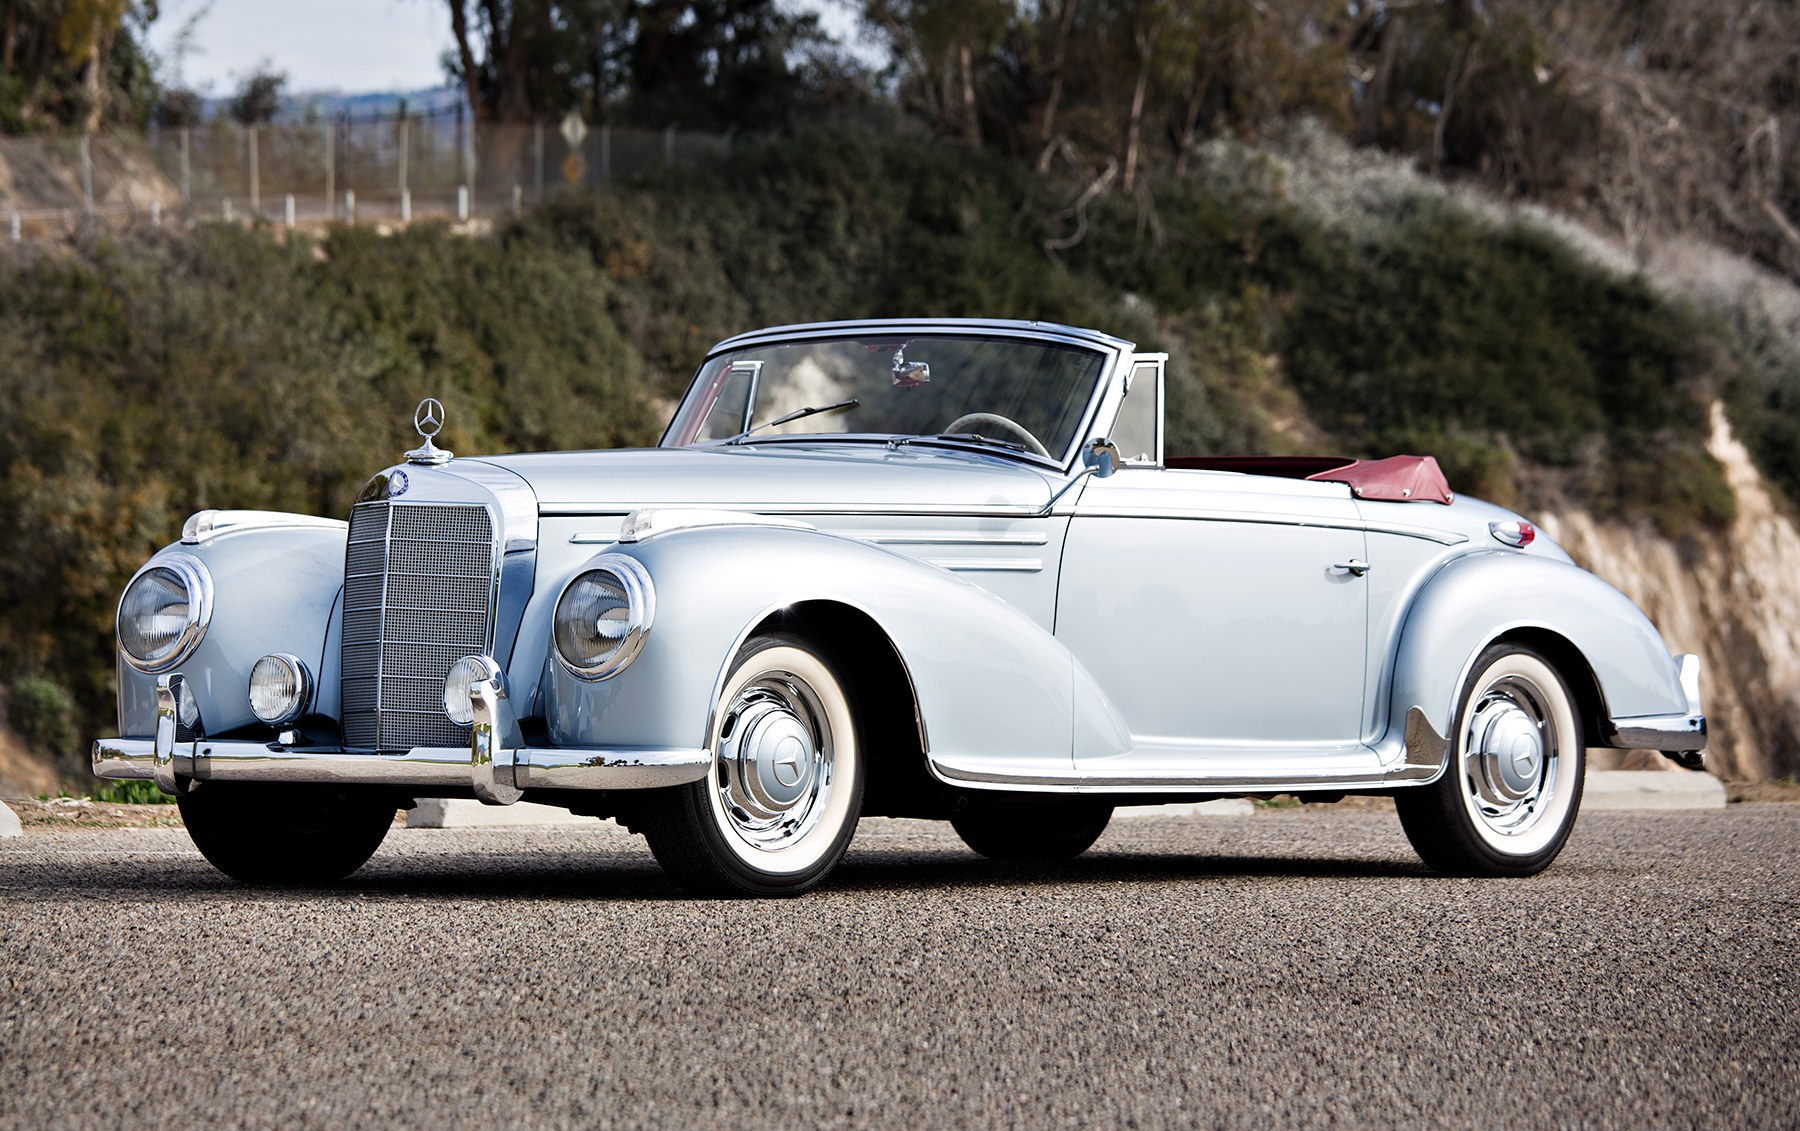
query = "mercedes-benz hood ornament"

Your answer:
(406, 397), (453, 465)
